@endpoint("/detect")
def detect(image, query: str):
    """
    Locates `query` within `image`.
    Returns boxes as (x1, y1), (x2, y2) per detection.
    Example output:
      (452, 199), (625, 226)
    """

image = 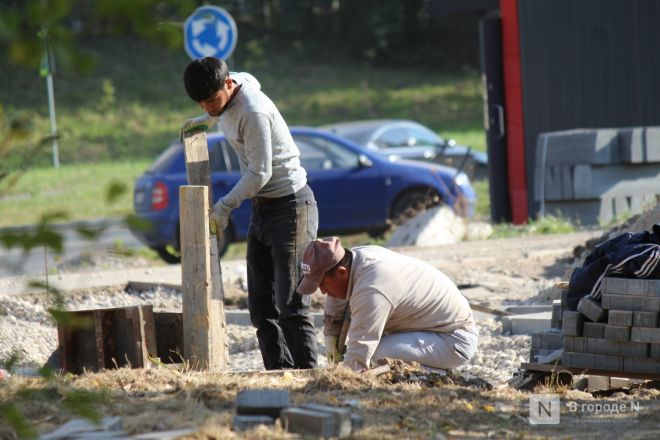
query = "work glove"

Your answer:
(210, 198), (232, 232)
(325, 335), (341, 365)
(180, 114), (219, 140)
